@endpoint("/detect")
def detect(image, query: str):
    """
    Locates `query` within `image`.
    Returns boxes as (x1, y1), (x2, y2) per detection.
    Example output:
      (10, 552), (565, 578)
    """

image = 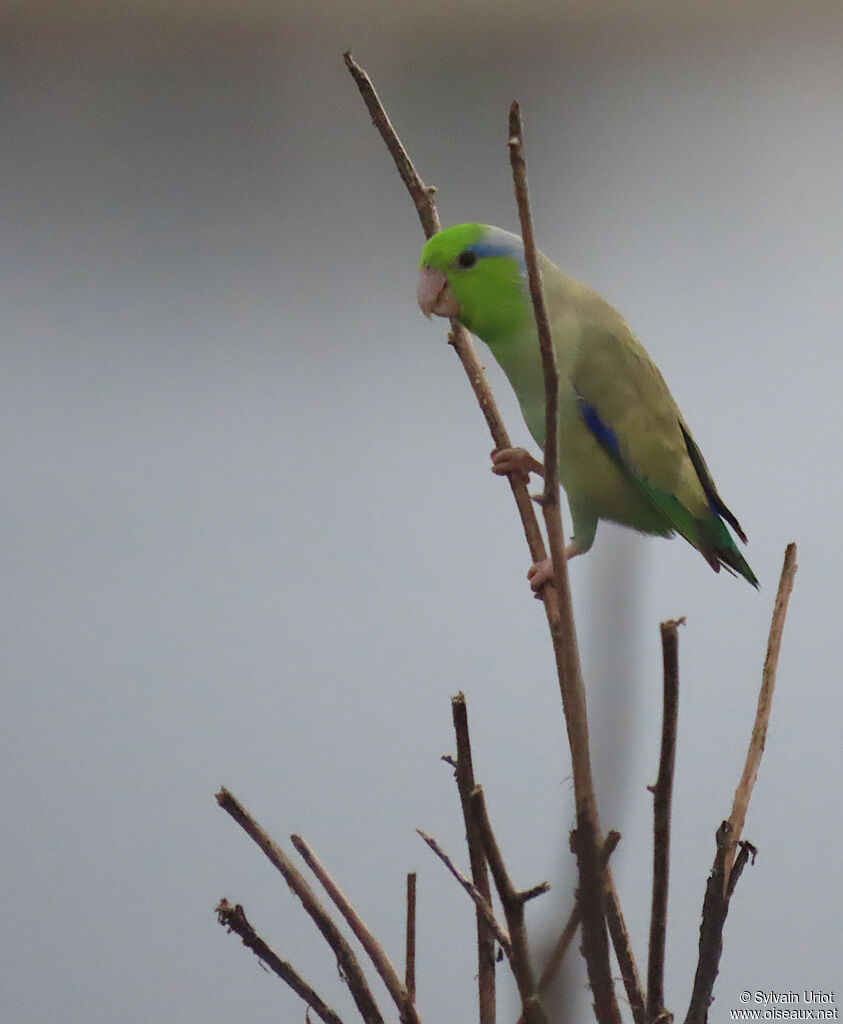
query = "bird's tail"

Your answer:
(698, 516), (759, 588)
